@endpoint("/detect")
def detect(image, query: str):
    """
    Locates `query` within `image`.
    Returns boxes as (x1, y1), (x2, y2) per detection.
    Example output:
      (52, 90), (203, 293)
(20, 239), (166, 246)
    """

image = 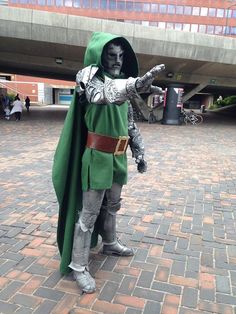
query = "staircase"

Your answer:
(0, 80), (25, 100)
